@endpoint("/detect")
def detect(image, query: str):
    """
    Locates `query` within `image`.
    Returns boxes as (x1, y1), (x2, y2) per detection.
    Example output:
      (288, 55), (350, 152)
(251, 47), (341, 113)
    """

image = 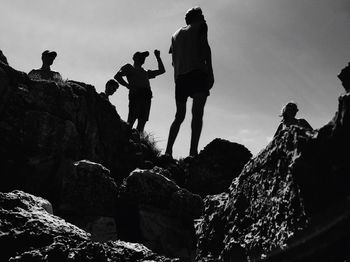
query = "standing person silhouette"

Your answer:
(165, 6), (214, 157)
(114, 50), (165, 133)
(28, 50), (62, 82)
